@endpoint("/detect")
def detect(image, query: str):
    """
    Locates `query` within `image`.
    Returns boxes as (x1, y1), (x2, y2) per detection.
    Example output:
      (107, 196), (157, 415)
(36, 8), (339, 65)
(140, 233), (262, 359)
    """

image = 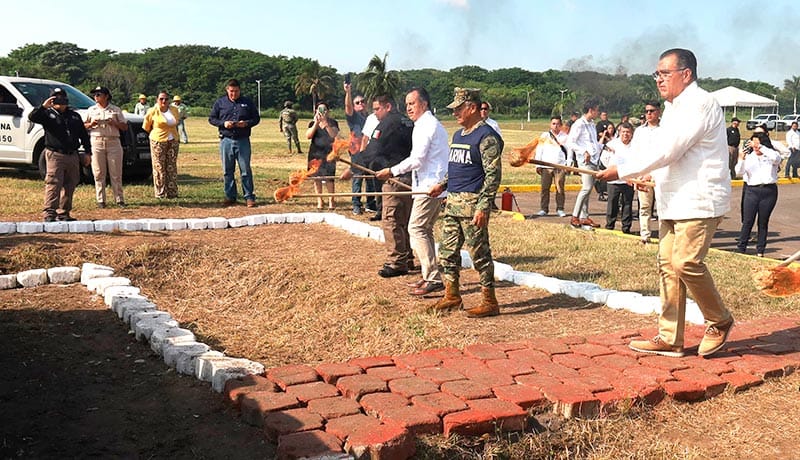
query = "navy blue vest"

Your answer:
(448, 124), (501, 193)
